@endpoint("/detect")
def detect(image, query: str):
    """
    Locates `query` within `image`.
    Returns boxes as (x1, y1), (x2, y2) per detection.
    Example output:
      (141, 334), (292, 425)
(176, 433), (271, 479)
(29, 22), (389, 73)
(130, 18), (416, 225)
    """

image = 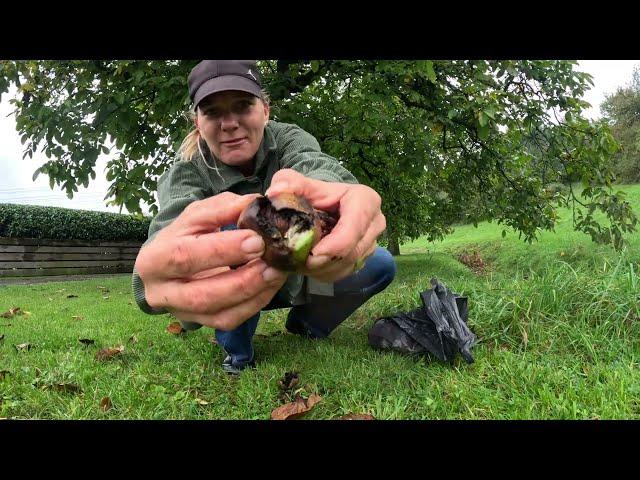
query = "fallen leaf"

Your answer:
(47, 383), (83, 394)
(271, 393), (322, 420)
(196, 398), (210, 406)
(95, 345), (125, 360)
(22, 311), (32, 317)
(78, 338), (95, 345)
(338, 413), (376, 420)
(1, 307), (22, 318)
(66, 295), (78, 299)
(14, 342), (31, 352)
(207, 336), (218, 345)
(128, 334), (138, 344)
(71, 315), (85, 321)
(102, 296), (110, 300)
(278, 371), (300, 392)
(166, 322), (185, 335)
(100, 396), (113, 412)
(0, 370), (10, 380)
